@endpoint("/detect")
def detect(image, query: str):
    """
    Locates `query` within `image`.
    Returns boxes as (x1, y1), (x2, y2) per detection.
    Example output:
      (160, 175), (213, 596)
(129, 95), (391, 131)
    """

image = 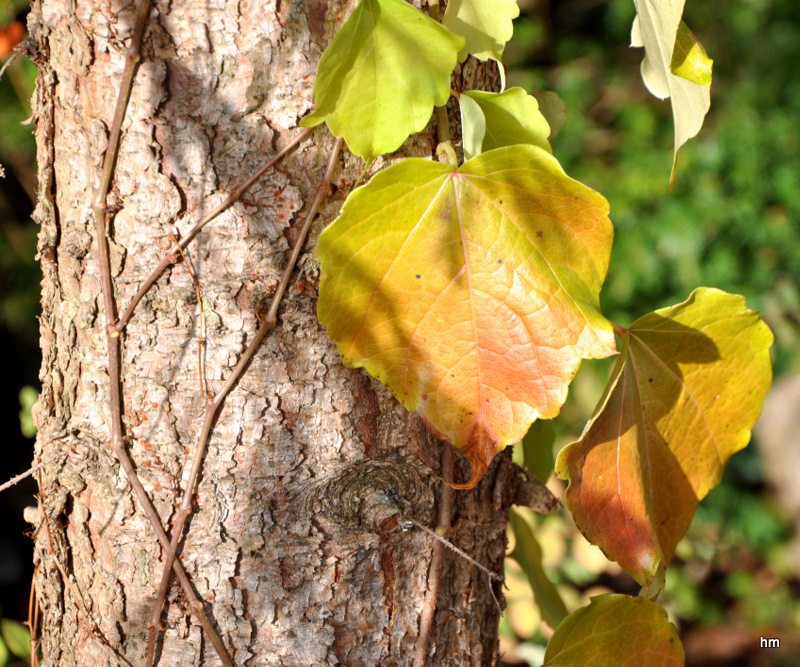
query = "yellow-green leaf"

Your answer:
(631, 1), (713, 188)
(1, 618), (31, 659)
(671, 21), (713, 86)
(556, 288), (773, 585)
(317, 145), (616, 488)
(442, 0), (520, 63)
(301, 0), (464, 161)
(544, 594), (684, 666)
(459, 88), (551, 161)
(510, 509), (568, 629)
